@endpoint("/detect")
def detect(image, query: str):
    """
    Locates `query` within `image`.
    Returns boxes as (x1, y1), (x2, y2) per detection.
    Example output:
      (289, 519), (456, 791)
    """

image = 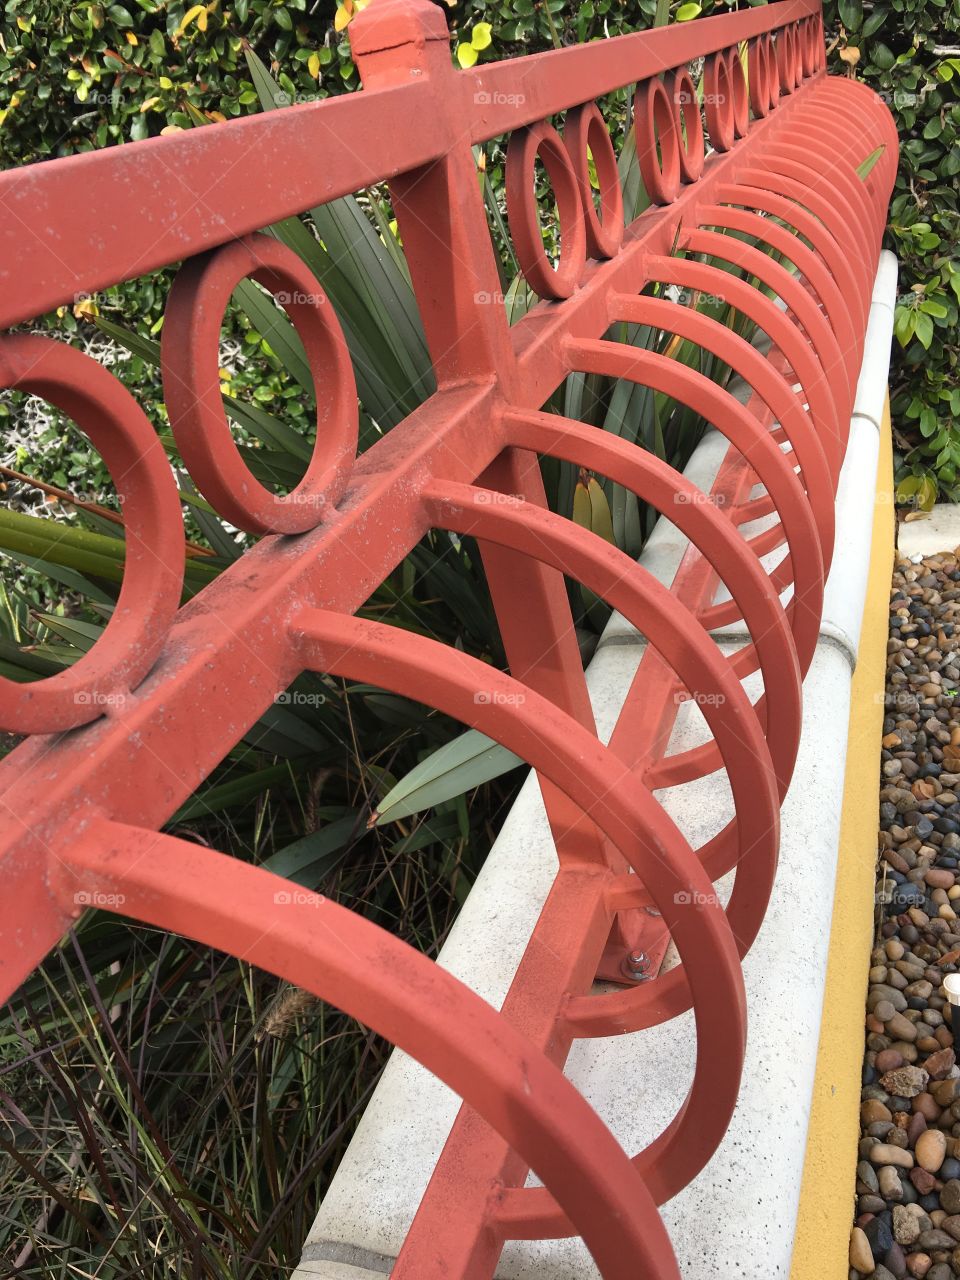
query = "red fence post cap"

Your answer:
(349, 0), (450, 60)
